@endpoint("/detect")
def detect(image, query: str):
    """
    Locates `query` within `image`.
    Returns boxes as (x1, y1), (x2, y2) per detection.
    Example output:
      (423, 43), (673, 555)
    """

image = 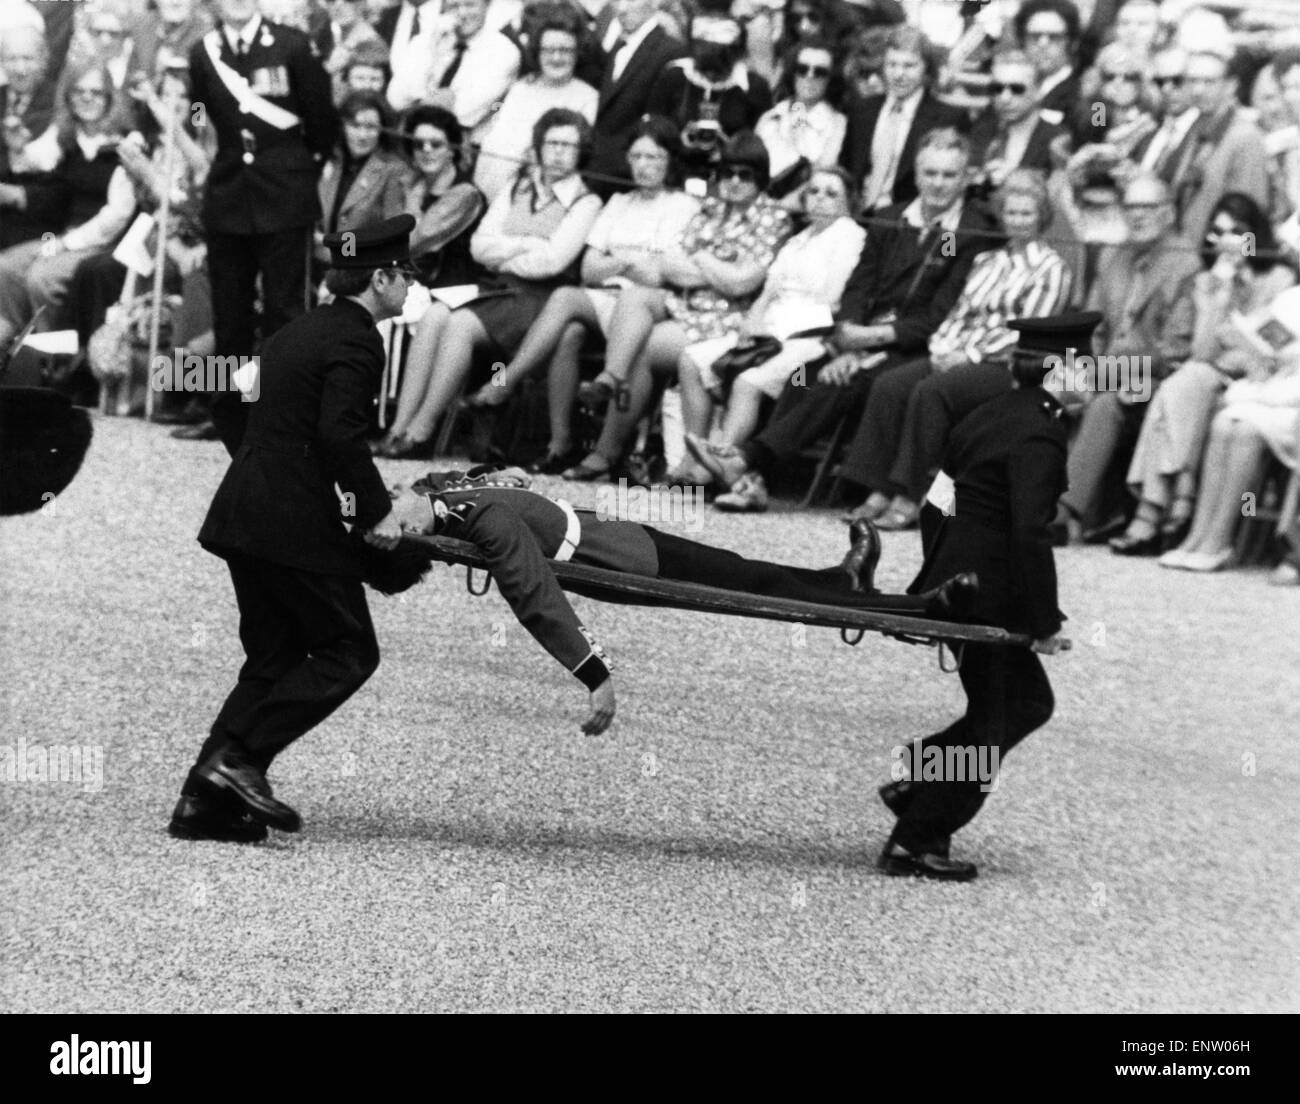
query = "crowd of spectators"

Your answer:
(3, 0), (1300, 584)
